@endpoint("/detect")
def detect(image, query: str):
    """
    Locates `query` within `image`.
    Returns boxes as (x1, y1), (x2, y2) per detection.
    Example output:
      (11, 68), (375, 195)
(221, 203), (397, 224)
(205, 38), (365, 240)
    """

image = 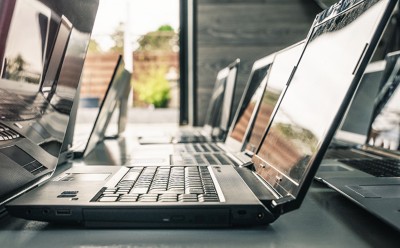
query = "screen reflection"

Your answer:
(256, 0), (389, 196)
(368, 75), (400, 152)
(204, 69), (228, 127)
(246, 42), (304, 153)
(230, 64), (271, 143)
